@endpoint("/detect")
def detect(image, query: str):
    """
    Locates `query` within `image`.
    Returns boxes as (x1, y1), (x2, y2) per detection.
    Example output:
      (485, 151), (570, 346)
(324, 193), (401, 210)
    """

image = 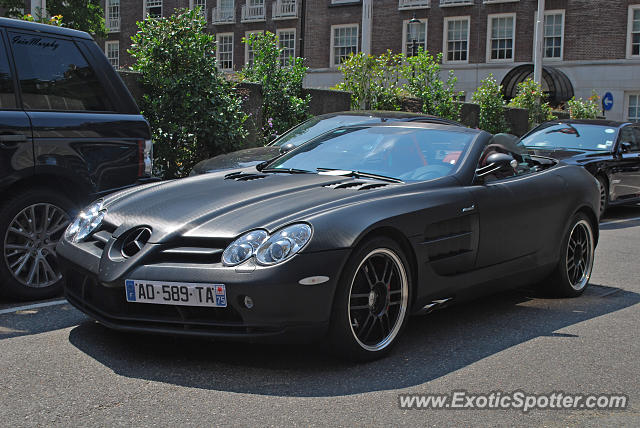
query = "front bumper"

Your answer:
(60, 249), (349, 343)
